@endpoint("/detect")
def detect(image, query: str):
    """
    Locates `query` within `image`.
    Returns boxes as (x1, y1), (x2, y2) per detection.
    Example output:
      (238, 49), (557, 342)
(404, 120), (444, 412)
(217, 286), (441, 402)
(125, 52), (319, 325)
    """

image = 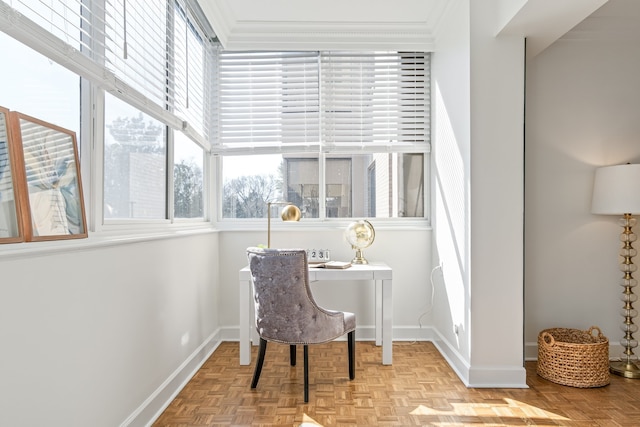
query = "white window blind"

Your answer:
(170, 2), (210, 138)
(214, 50), (430, 155)
(105, 0), (167, 106)
(216, 51), (320, 155)
(321, 51), (430, 153)
(0, 0), (215, 149)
